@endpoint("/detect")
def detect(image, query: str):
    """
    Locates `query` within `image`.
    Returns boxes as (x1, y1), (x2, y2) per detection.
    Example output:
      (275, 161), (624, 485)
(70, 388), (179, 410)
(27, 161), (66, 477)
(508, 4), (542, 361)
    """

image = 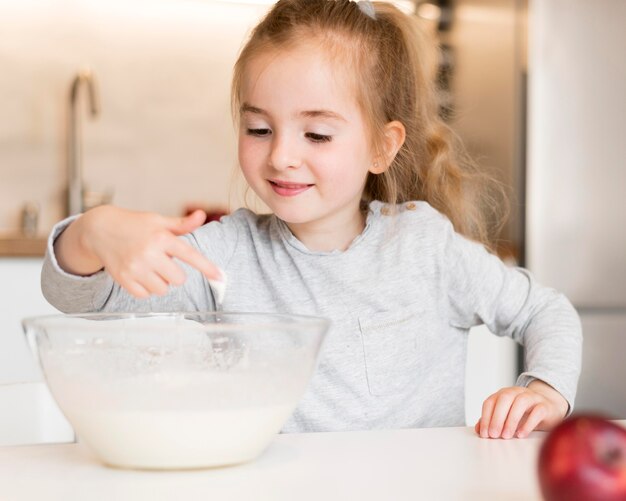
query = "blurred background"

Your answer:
(1, 0), (624, 444)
